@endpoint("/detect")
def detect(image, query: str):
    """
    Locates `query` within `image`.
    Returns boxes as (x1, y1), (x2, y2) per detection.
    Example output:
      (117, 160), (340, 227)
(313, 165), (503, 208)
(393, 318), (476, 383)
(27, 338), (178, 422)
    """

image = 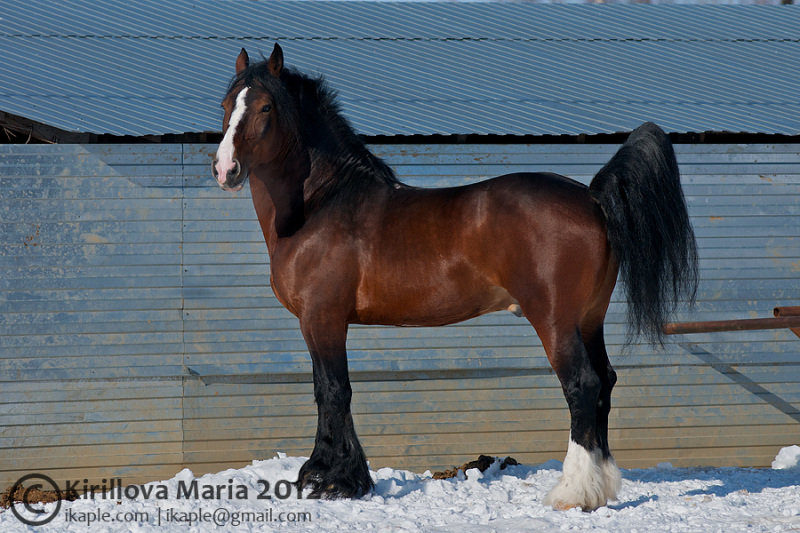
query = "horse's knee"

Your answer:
(313, 374), (352, 409)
